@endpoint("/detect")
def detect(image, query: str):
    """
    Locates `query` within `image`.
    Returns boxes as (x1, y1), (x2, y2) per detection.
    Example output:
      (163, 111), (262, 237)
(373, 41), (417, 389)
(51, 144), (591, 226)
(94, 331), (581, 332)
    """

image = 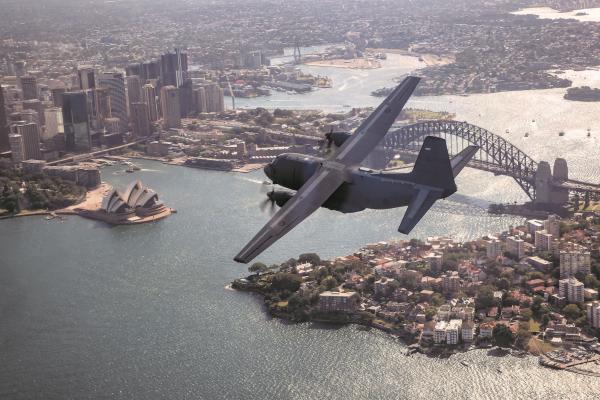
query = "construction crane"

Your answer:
(223, 73), (235, 110)
(293, 39), (302, 64)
